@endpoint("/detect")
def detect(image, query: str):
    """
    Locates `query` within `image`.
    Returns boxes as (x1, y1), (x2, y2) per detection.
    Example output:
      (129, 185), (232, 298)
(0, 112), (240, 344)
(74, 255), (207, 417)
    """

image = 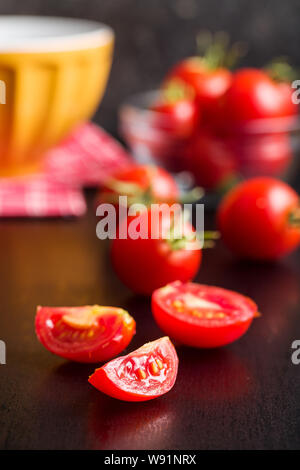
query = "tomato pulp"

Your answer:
(35, 305), (136, 363)
(152, 281), (258, 348)
(89, 337), (178, 401)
